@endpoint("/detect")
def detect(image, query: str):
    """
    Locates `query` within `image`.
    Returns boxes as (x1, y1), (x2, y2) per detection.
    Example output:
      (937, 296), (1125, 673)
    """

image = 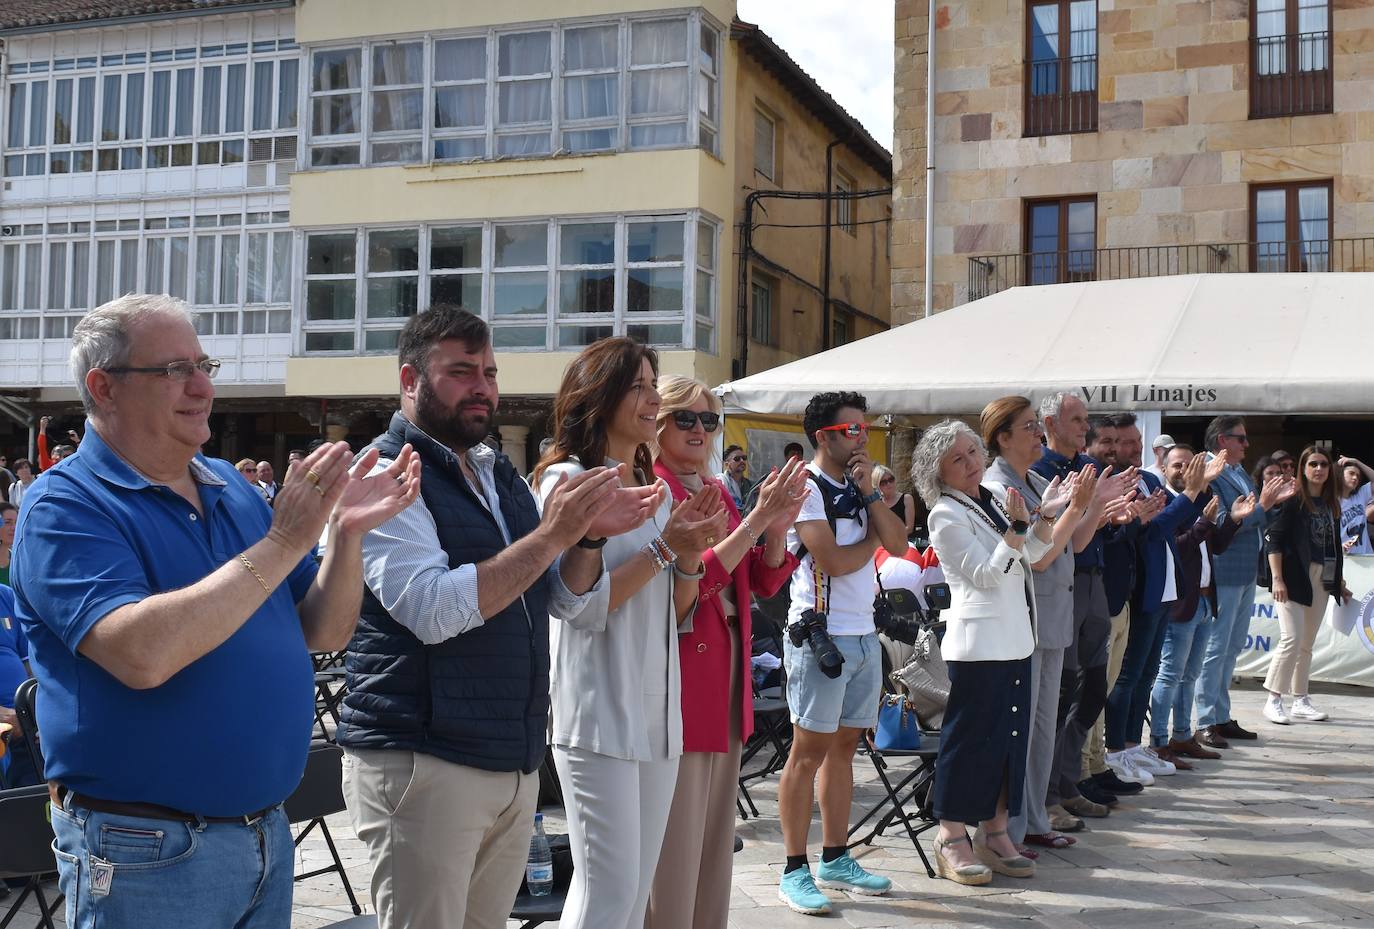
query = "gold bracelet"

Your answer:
(239, 553), (271, 592)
